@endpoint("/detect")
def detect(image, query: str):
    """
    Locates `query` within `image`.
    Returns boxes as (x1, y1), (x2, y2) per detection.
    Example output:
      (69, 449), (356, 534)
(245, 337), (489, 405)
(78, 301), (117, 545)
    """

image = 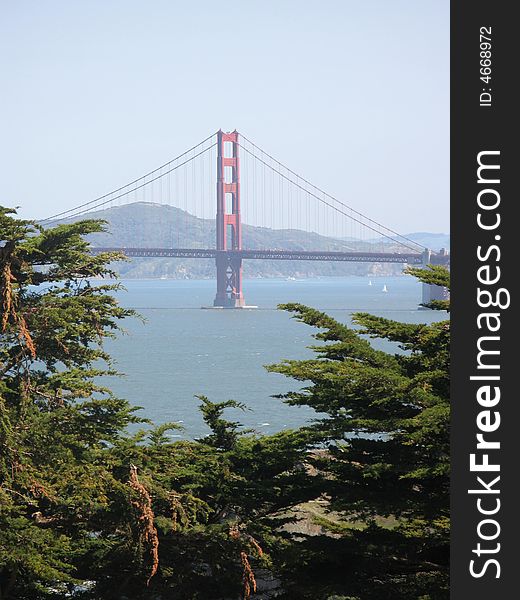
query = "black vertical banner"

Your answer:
(451, 2), (516, 598)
